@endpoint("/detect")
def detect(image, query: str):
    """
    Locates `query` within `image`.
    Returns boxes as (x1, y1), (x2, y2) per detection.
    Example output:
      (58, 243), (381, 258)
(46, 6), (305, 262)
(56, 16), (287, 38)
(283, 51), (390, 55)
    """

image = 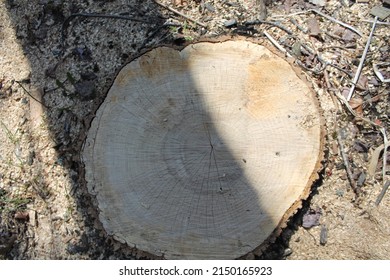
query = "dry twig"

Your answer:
(333, 90), (389, 188)
(245, 20), (293, 34)
(337, 129), (359, 195)
(263, 31), (292, 57)
(376, 181), (390, 206)
(289, 18), (308, 33)
(311, 9), (362, 37)
(154, 0), (207, 28)
(271, 9), (362, 37)
(347, 17), (378, 101)
(15, 81), (49, 108)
